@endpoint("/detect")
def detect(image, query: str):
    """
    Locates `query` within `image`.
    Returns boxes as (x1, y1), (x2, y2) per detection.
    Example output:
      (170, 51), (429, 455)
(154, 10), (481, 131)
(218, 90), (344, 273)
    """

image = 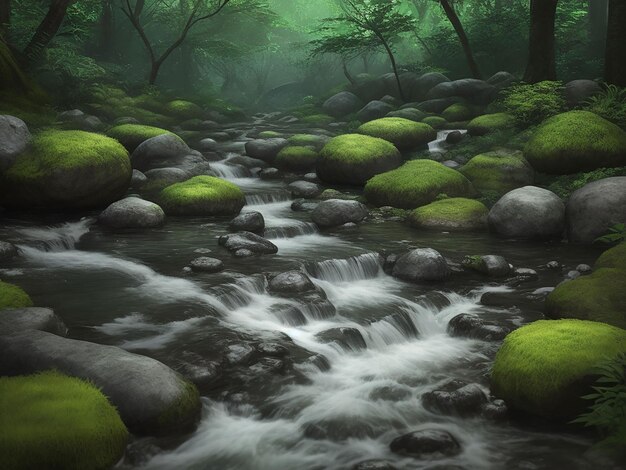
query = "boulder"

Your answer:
(409, 198), (488, 231)
(323, 91), (363, 117)
(0, 115), (30, 170)
(159, 176), (245, 216)
(244, 138), (289, 163)
(190, 257), (224, 273)
(0, 241), (18, 261)
(410, 72), (450, 101)
(389, 429), (462, 458)
(386, 108), (427, 122)
(131, 134), (192, 172)
(218, 231), (278, 255)
(288, 180), (322, 199)
(99, 197), (165, 229)
(565, 79), (602, 107)
(198, 138), (218, 151)
(447, 313), (508, 341)
(131, 169), (147, 188)
(442, 103), (474, 122)
(461, 255), (511, 277)
(392, 248), (450, 282)
(0, 307), (67, 336)
(460, 151), (534, 194)
(422, 381), (489, 416)
(467, 113), (516, 136)
(417, 97), (465, 114)
(487, 71), (517, 88)
(426, 79), (496, 105)
(229, 211), (265, 233)
(144, 167), (190, 190)
(356, 100), (395, 122)
(488, 186), (565, 240)
(445, 131), (464, 144)
(316, 327), (367, 351)
(106, 124), (172, 152)
(0, 330), (201, 435)
(311, 199), (368, 228)
(275, 146), (318, 172)
(565, 177), (626, 243)
(268, 270), (316, 295)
